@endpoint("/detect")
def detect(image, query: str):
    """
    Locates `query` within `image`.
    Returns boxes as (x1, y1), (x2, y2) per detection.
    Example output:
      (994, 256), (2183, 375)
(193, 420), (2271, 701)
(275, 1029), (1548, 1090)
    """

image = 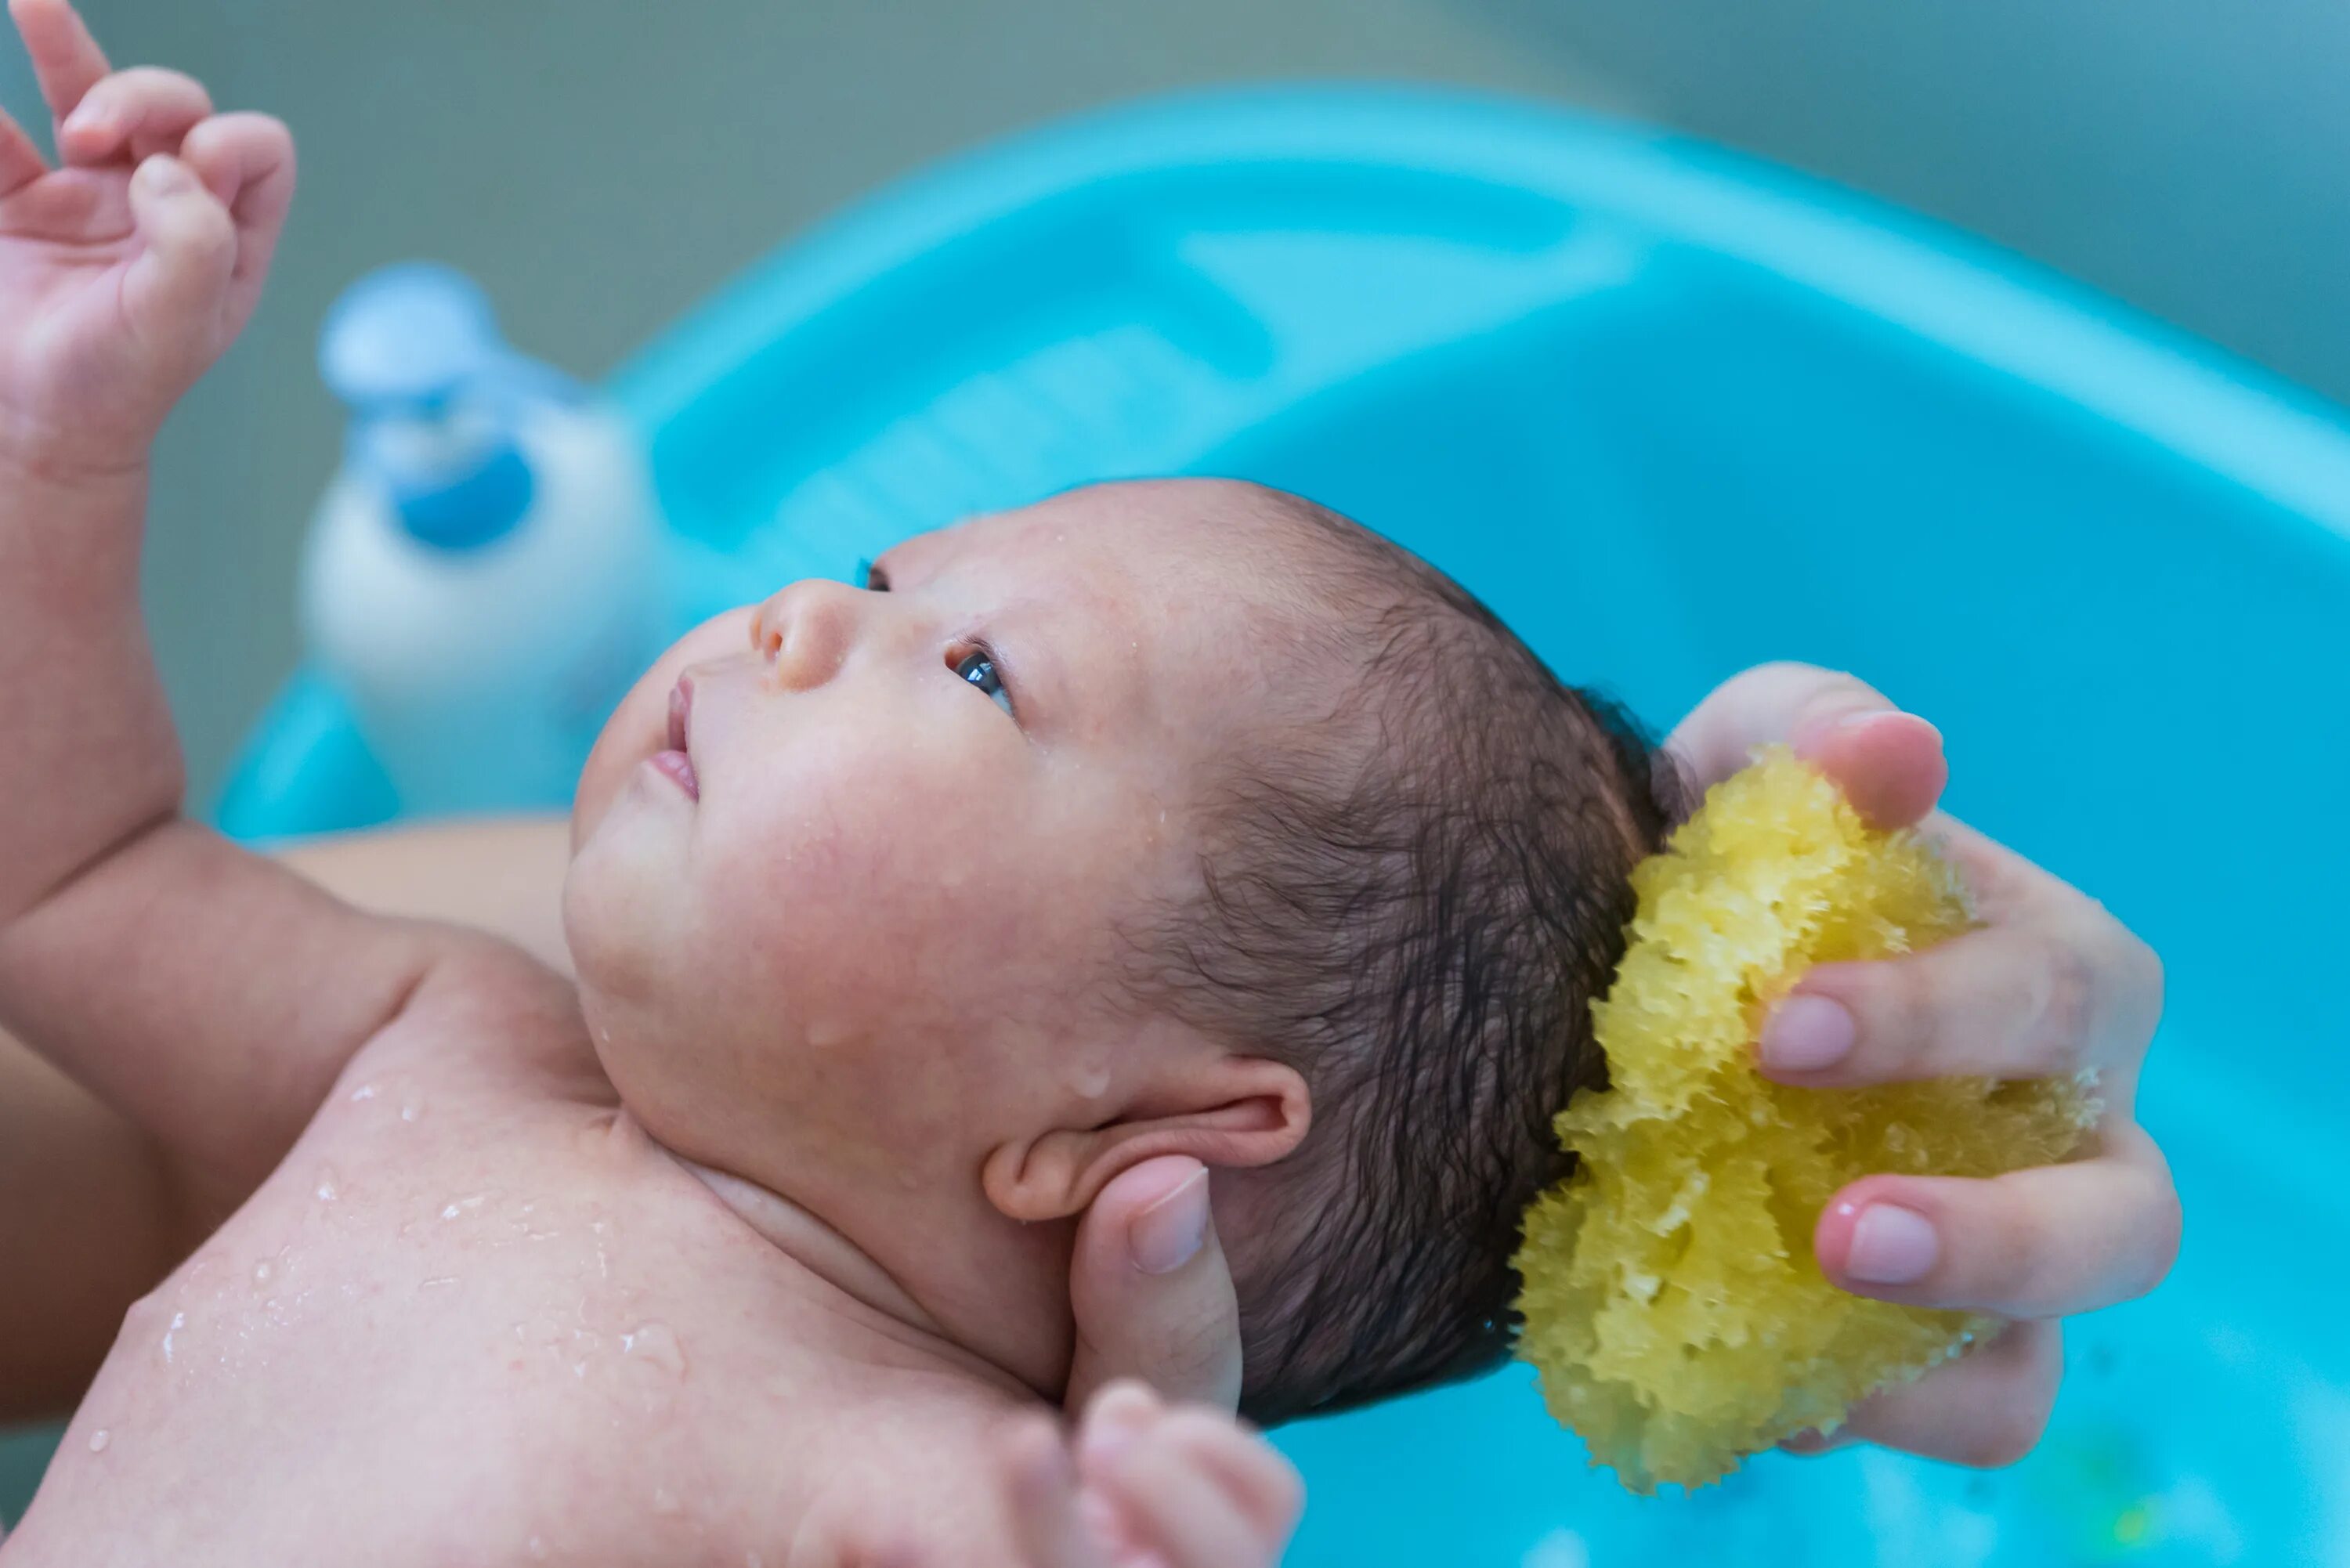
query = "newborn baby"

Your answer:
(0, 4), (1668, 1559)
